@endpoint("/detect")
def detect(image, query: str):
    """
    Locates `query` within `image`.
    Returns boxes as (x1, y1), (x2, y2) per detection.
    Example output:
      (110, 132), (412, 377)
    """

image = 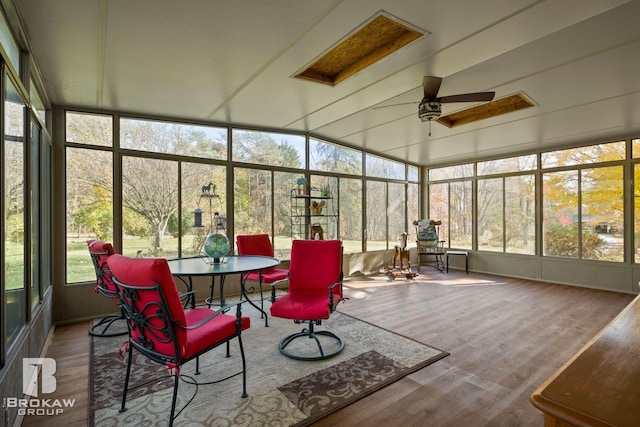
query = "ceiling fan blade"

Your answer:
(372, 101), (419, 110)
(423, 76), (442, 99)
(439, 92), (495, 103)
